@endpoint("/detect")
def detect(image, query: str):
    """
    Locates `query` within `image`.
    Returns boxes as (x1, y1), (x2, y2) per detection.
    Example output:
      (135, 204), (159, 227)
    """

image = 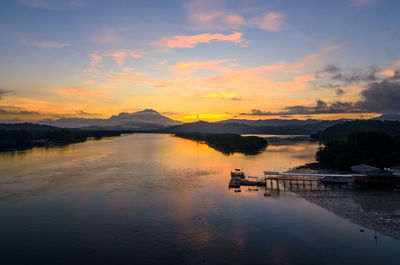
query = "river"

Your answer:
(0, 134), (399, 265)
